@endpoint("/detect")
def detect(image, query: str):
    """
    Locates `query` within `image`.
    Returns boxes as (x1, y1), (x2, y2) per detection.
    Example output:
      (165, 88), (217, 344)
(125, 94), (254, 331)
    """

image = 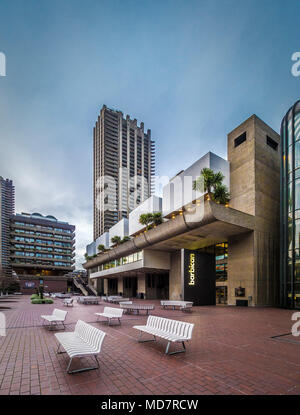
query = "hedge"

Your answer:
(31, 298), (53, 304)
